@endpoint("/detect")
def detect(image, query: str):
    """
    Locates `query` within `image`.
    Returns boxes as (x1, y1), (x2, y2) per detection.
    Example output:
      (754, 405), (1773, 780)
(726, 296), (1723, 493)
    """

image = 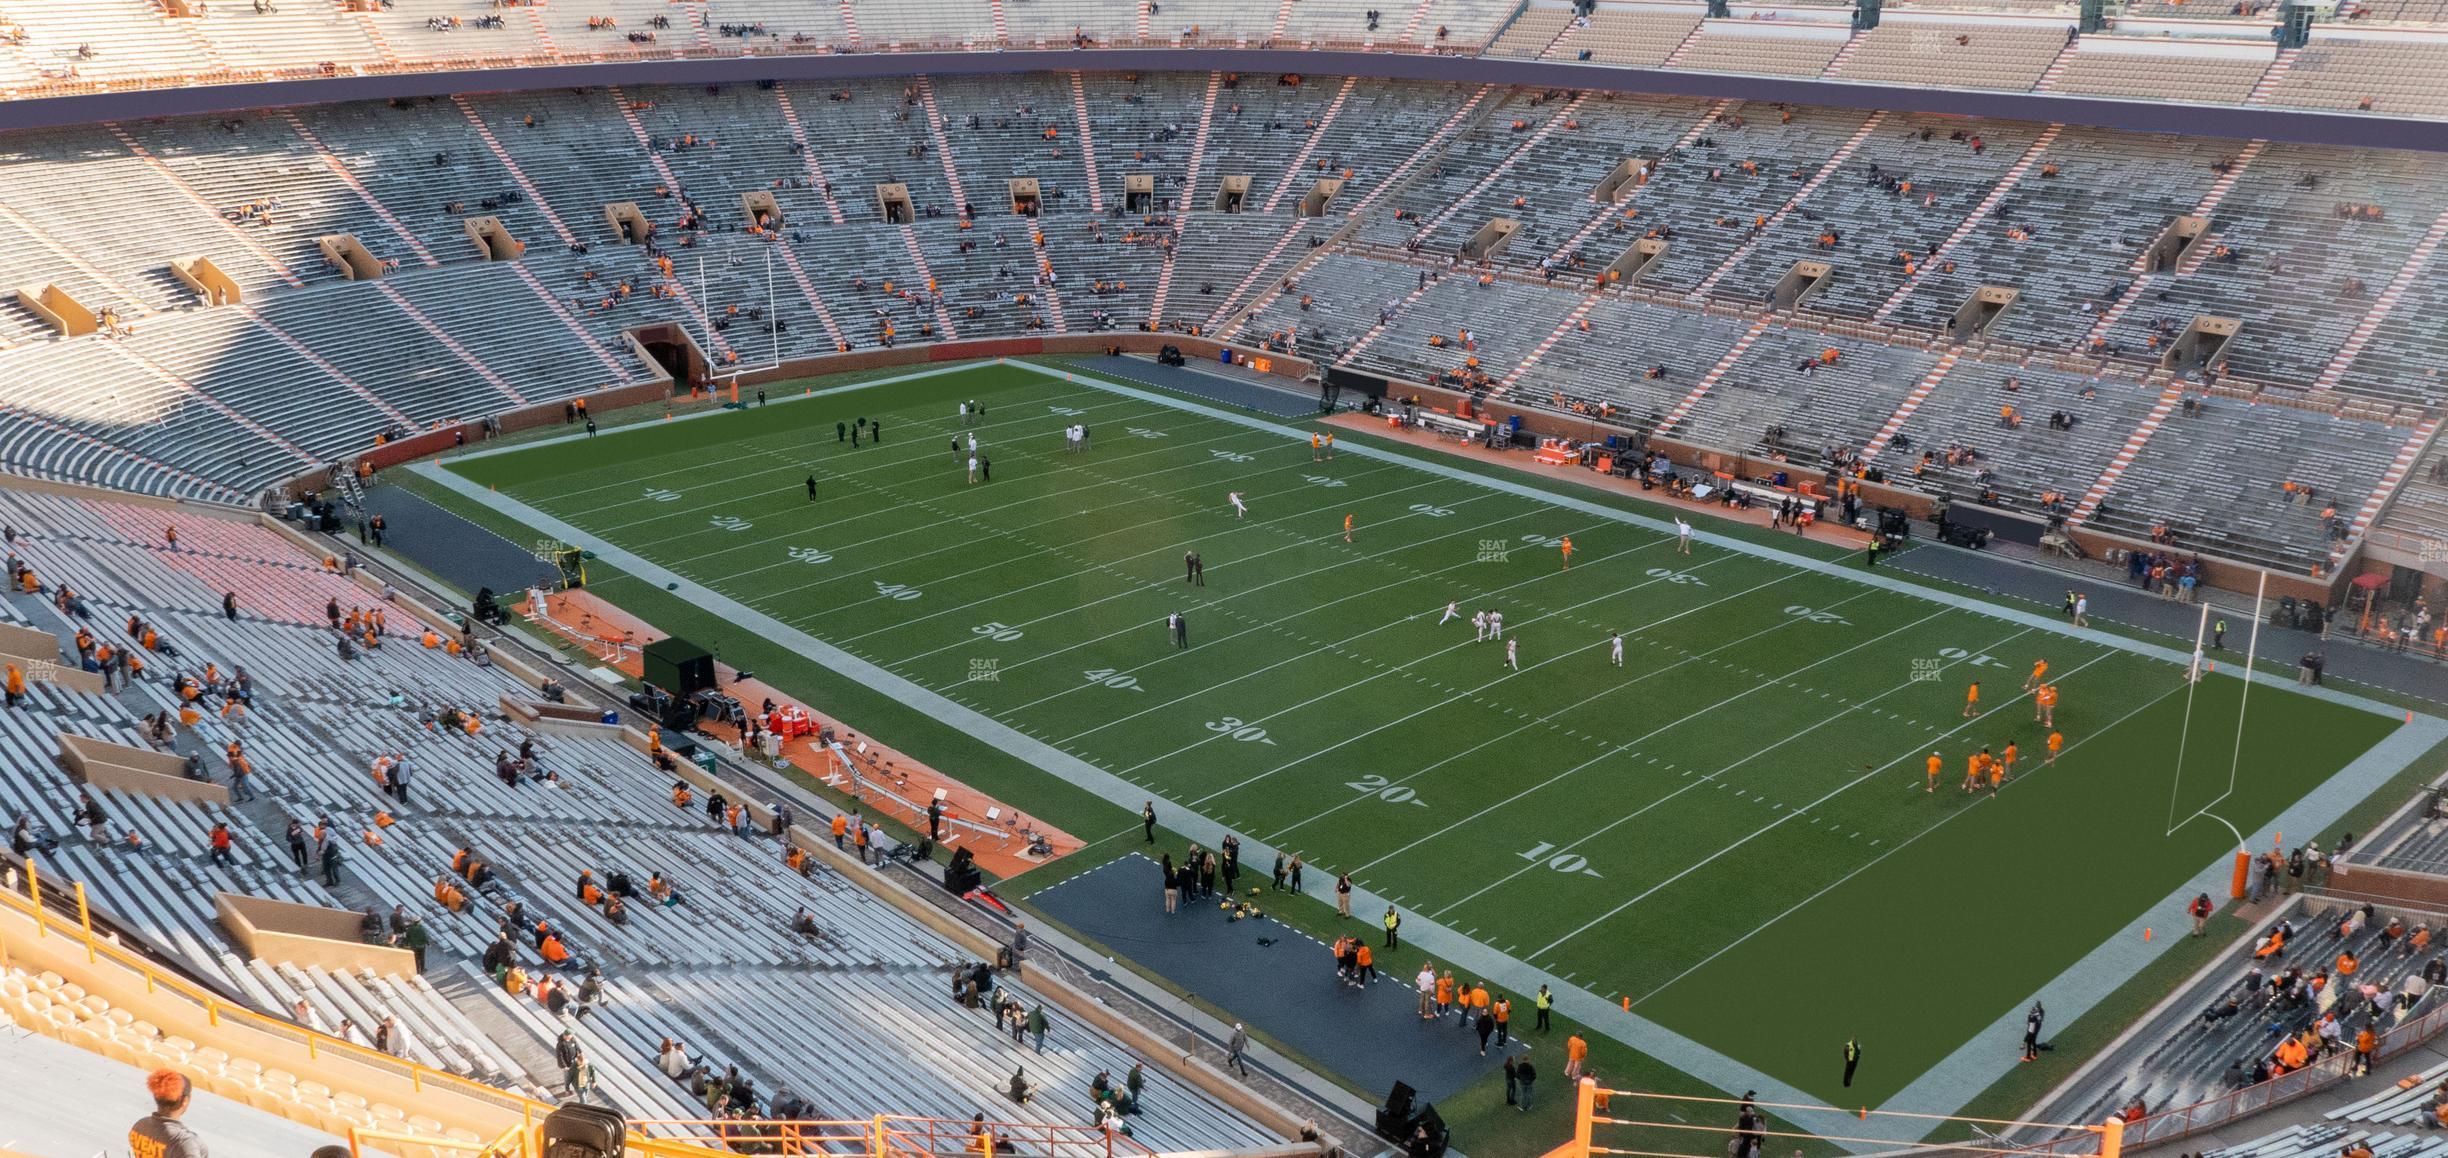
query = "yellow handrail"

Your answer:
(6, 861), (1172, 1158)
